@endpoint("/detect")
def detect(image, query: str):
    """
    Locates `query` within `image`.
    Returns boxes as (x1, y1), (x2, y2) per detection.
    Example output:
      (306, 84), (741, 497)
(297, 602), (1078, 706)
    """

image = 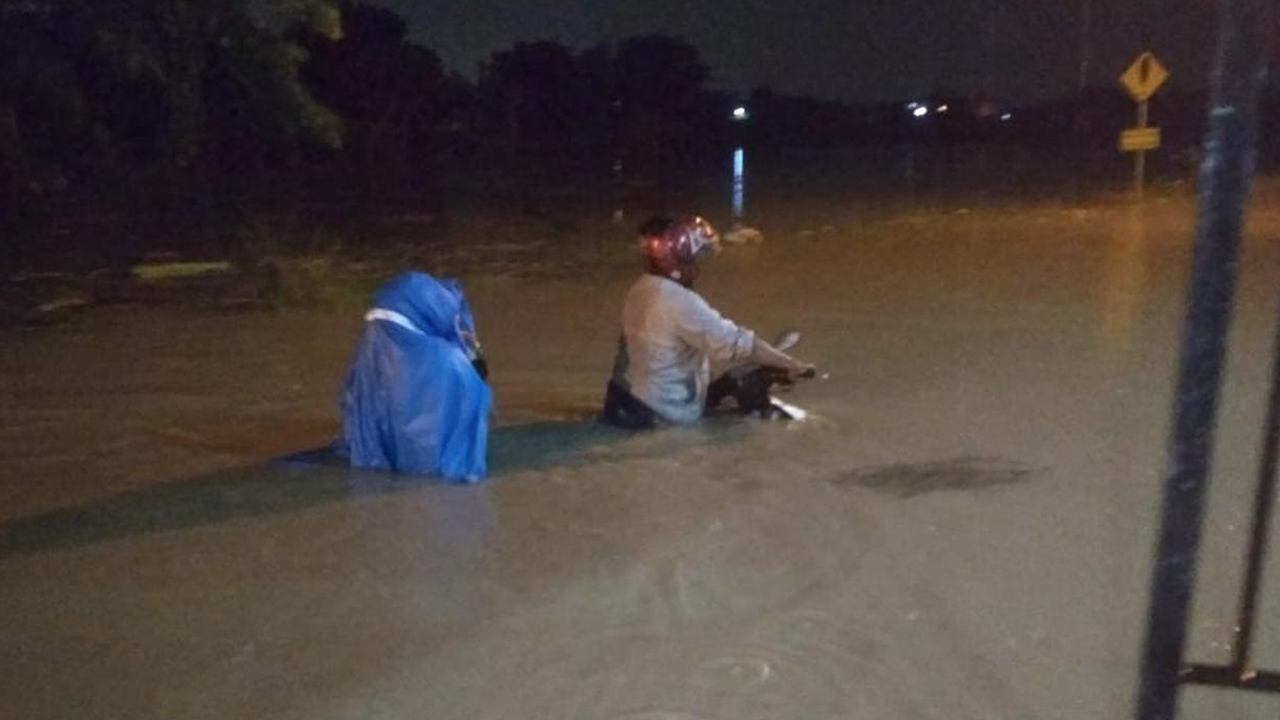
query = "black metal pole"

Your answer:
(1133, 0), (1267, 716)
(1229, 285), (1280, 672)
